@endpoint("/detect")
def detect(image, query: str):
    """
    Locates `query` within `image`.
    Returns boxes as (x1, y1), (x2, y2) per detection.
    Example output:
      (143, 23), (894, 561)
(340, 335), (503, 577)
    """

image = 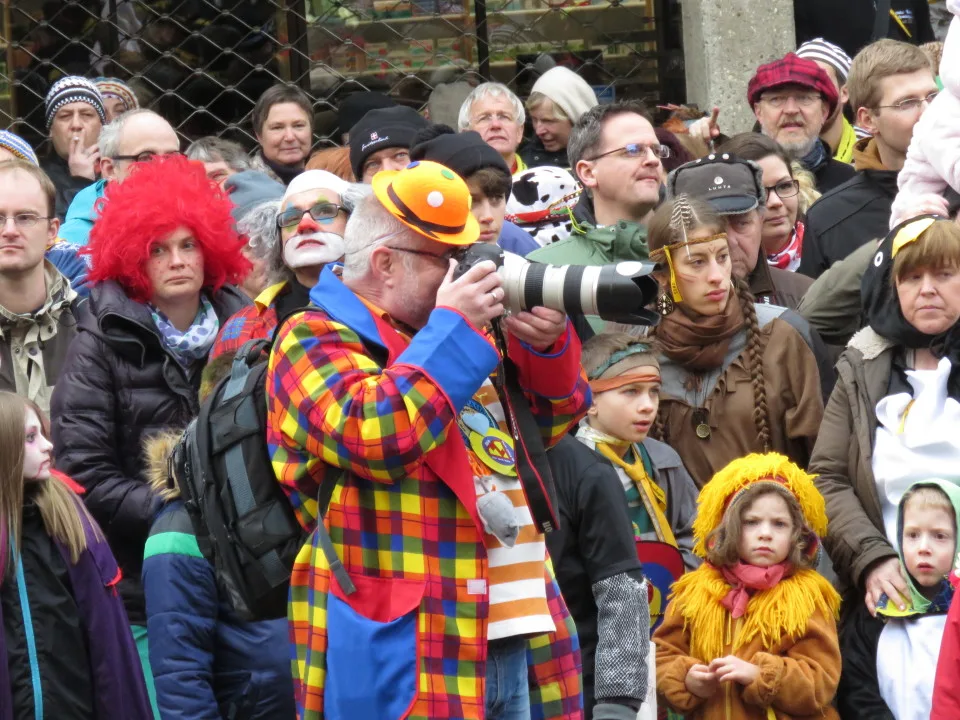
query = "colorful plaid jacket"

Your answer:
(267, 266), (589, 719)
(209, 281), (286, 360)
